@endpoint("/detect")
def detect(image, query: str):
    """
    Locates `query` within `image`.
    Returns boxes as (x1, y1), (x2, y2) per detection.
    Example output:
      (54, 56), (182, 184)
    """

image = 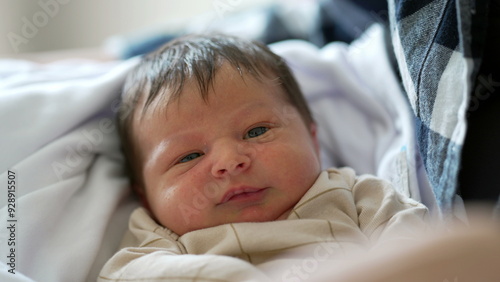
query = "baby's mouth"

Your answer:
(219, 186), (268, 205)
